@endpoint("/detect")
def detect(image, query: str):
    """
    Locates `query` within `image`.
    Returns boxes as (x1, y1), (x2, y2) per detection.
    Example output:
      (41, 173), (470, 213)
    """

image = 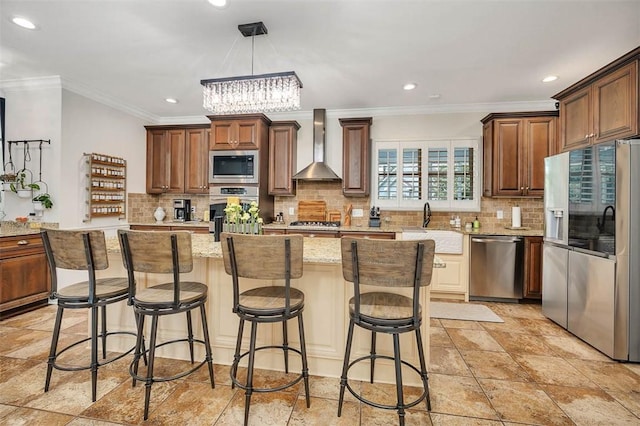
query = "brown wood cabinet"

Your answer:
(262, 228), (395, 239)
(554, 51), (638, 152)
(340, 117), (372, 197)
(339, 231), (395, 240)
(145, 125), (209, 194)
(524, 236), (543, 299)
(268, 121), (300, 196)
(1, 233), (51, 318)
(208, 114), (271, 150)
(481, 112), (558, 197)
